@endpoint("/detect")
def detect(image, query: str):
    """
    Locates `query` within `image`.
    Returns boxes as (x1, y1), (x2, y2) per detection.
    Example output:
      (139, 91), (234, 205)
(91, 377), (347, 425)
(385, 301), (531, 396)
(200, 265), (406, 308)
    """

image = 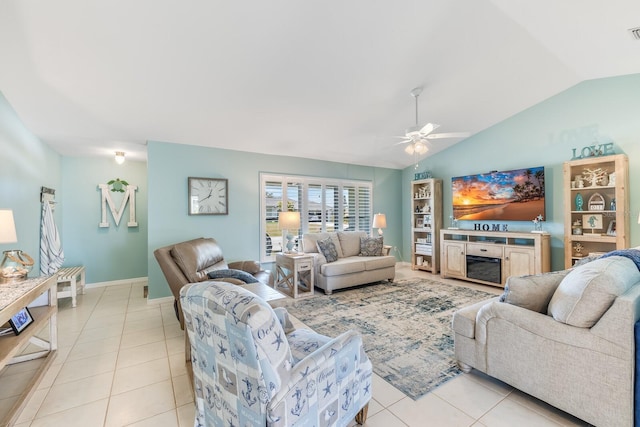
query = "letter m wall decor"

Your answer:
(98, 184), (139, 227)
